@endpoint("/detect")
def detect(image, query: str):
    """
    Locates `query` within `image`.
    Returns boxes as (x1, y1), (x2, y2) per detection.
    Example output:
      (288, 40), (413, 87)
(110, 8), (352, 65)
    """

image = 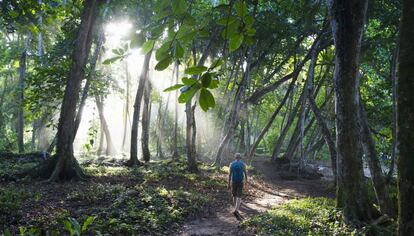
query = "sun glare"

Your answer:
(105, 20), (132, 37)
